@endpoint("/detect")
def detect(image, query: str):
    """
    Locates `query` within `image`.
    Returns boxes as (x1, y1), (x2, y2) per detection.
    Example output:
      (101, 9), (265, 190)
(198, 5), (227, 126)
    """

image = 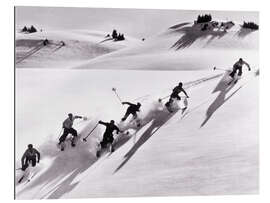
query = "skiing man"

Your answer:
(165, 82), (189, 108)
(98, 120), (120, 152)
(21, 144), (41, 171)
(121, 102), (141, 122)
(18, 144), (41, 183)
(229, 58), (251, 79)
(58, 113), (83, 148)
